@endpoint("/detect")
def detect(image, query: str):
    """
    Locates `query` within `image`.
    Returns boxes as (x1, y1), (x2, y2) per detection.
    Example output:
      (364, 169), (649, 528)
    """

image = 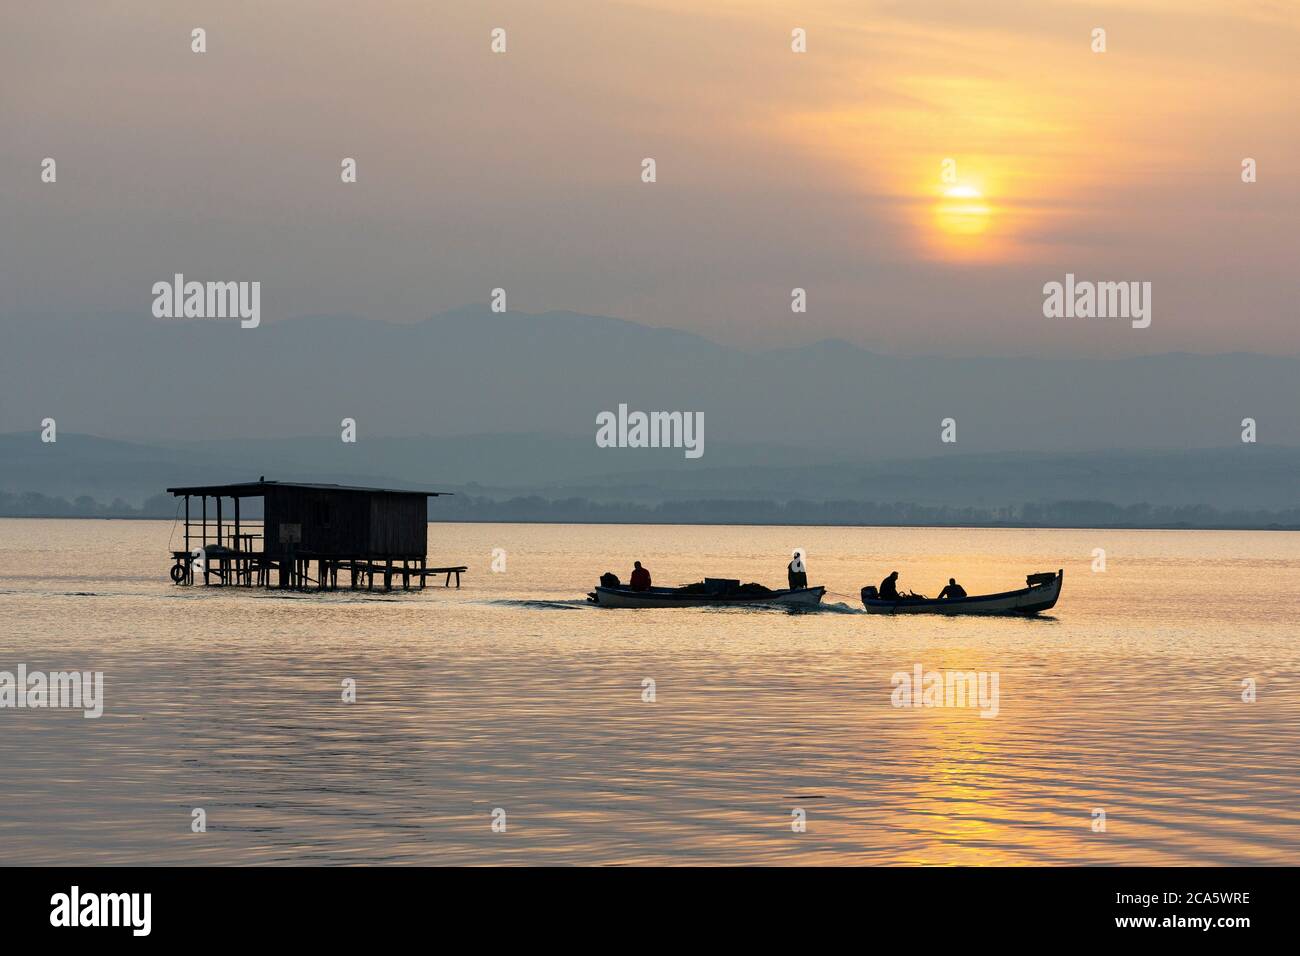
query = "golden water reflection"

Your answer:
(1, 520), (1297, 864)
